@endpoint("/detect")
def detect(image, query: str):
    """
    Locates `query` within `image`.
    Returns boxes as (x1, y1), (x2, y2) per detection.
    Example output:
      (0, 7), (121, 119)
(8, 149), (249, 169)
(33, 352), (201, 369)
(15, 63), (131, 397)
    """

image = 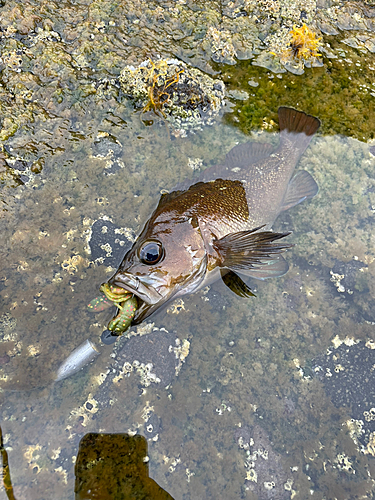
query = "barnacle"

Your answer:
(288, 23), (322, 61)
